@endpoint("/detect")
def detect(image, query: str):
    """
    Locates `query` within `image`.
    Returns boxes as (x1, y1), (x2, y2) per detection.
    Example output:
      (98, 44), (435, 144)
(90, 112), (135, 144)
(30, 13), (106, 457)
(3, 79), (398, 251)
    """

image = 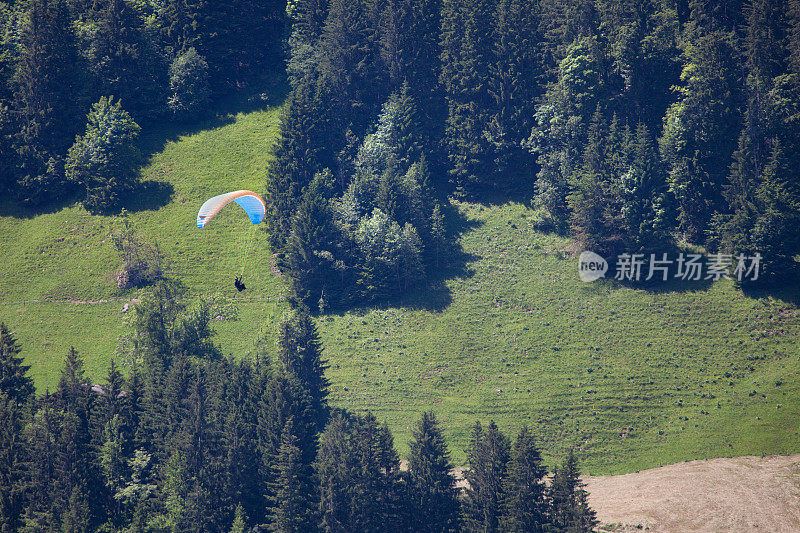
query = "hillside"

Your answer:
(0, 101), (798, 474)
